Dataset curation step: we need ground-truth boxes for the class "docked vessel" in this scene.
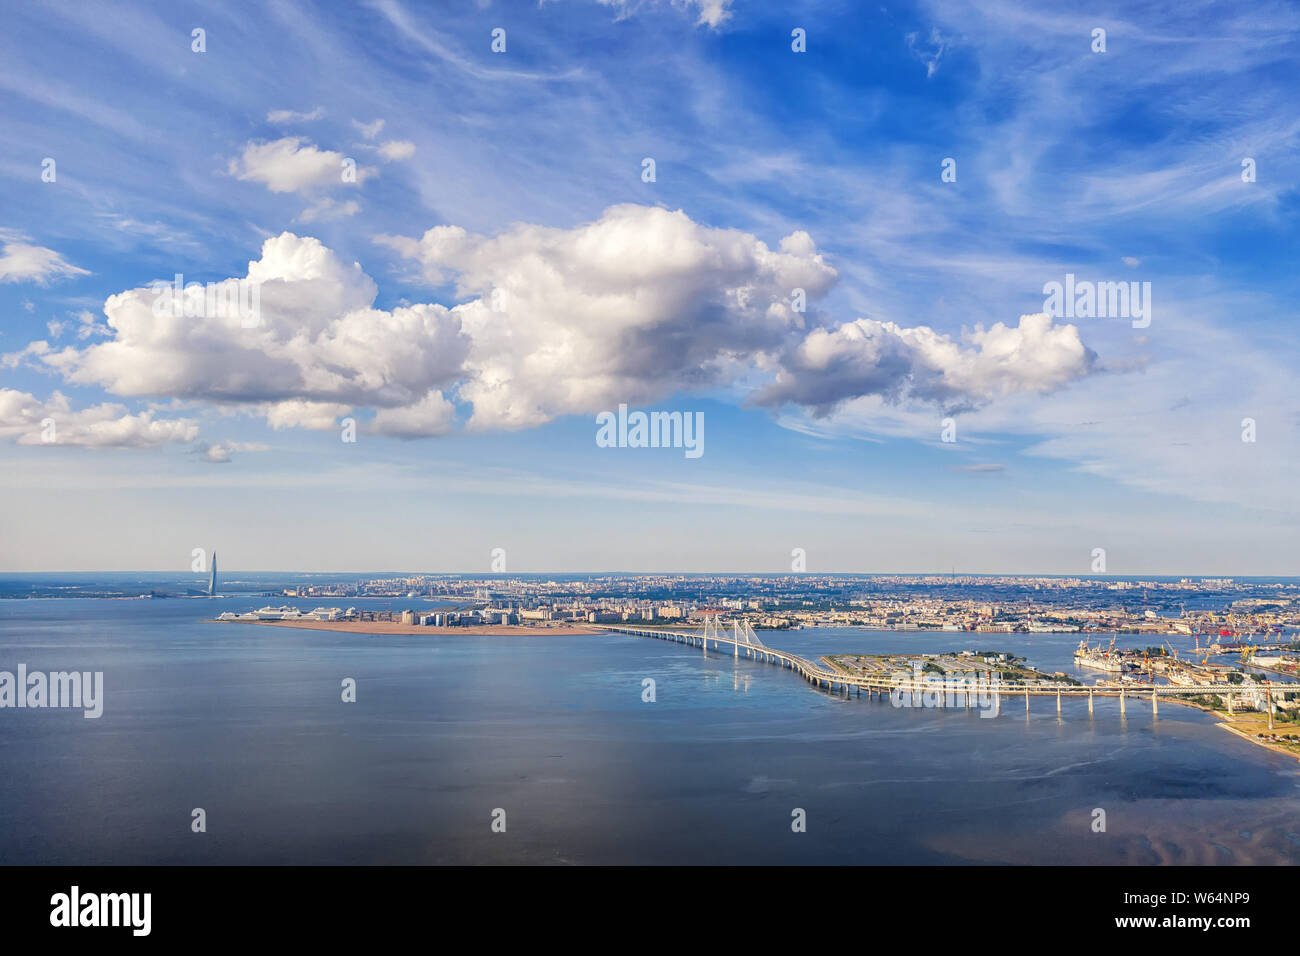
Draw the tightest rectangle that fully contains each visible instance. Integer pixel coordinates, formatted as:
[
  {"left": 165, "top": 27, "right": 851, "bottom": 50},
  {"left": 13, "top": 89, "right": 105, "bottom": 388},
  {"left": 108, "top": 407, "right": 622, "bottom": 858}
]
[{"left": 1074, "top": 637, "right": 1127, "bottom": 673}]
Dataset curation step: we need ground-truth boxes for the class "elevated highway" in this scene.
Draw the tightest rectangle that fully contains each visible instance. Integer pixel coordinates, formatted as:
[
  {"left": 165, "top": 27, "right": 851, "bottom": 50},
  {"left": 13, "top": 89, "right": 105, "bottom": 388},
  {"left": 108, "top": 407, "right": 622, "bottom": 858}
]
[{"left": 600, "top": 620, "right": 1293, "bottom": 723}]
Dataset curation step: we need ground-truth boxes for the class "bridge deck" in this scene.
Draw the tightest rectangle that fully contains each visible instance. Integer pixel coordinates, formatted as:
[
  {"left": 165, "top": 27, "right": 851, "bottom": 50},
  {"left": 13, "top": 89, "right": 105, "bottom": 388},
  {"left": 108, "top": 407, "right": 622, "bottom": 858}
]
[{"left": 599, "top": 625, "right": 1281, "bottom": 701}]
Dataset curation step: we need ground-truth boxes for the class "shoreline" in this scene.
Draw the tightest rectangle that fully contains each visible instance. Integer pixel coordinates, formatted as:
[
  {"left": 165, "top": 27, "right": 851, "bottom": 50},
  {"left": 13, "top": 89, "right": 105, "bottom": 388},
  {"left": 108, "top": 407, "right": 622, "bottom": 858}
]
[
  {"left": 1214, "top": 719, "right": 1300, "bottom": 763},
  {"left": 211, "top": 618, "right": 600, "bottom": 636},
  {"left": 1151, "top": 697, "right": 1300, "bottom": 762},
  {"left": 214, "top": 617, "right": 1300, "bottom": 762}
]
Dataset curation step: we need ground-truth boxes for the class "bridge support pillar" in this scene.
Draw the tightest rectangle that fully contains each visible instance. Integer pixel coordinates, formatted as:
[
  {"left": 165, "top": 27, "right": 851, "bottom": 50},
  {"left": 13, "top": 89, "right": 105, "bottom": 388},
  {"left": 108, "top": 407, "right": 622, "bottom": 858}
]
[
  {"left": 1268, "top": 694, "right": 1274, "bottom": 730},
  {"left": 1227, "top": 693, "right": 1233, "bottom": 714},
  {"left": 1088, "top": 690, "right": 1093, "bottom": 715},
  {"left": 1025, "top": 690, "right": 1030, "bottom": 717},
  {"left": 1152, "top": 691, "right": 1157, "bottom": 718},
  {"left": 1120, "top": 689, "right": 1125, "bottom": 715},
  {"left": 1056, "top": 690, "right": 1061, "bottom": 714}
]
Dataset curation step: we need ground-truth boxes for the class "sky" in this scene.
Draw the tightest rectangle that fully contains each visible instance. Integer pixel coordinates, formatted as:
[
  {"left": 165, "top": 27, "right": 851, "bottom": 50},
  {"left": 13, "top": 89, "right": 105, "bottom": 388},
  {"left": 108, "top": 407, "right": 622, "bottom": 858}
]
[{"left": 0, "top": 0, "right": 1298, "bottom": 575}]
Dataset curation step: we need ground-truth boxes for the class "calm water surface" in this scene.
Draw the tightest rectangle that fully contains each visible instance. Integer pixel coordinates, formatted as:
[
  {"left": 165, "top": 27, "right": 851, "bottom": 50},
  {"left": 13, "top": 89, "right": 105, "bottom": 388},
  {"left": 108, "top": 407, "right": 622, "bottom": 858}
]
[{"left": 2, "top": 599, "right": 1298, "bottom": 864}]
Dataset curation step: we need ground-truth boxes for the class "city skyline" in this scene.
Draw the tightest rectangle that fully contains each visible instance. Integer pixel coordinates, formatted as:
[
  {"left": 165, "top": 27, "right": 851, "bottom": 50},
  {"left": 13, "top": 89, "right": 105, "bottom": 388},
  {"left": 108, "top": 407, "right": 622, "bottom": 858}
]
[{"left": 2, "top": 0, "right": 1298, "bottom": 573}]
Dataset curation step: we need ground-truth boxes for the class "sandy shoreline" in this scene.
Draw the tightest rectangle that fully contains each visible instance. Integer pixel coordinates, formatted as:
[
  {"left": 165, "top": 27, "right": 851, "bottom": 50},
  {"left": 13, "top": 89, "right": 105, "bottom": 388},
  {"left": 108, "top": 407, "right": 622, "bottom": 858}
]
[
  {"left": 1215, "top": 720, "right": 1300, "bottom": 762},
  {"left": 211, "top": 618, "right": 600, "bottom": 636}
]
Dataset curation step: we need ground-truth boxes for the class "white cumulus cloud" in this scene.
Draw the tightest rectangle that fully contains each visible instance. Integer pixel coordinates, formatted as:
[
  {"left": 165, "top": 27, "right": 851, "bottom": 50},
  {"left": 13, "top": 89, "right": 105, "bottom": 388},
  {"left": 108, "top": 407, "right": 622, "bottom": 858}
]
[
  {"left": 377, "top": 140, "right": 416, "bottom": 161},
  {"left": 379, "top": 203, "right": 838, "bottom": 429},
  {"left": 370, "top": 390, "right": 457, "bottom": 438},
  {"left": 193, "top": 440, "right": 269, "bottom": 463},
  {"left": 12, "top": 206, "right": 1098, "bottom": 445},
  {"left": 32, "top": 234, "right": 469, "bottom": 431},
  {"left": 229, "top": 137, "right": 370, "bottom": 194},
  {"left": 0, "top": 389, "right": 198, "bottom": 448},
  {"left": 757, "top": 312, "right": 1096, "bottom": 415}
]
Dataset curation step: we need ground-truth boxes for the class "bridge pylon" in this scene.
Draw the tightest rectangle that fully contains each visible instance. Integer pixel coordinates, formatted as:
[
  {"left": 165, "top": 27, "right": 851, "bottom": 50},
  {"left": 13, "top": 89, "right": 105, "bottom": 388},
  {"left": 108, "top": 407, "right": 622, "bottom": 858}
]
[{"left": 695, "top": 614, "right": 726, "bottom": 653}]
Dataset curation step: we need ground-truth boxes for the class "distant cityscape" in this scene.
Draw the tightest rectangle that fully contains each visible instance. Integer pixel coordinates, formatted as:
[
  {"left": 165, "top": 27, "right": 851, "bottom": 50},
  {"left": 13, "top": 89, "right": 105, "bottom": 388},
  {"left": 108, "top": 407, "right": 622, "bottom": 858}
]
[
  {"left": 211, "top": 571, "right": 1300, "bottom": 751},
  {"left": 248, "top": 573, "right": 1300, "bottom": 638}
]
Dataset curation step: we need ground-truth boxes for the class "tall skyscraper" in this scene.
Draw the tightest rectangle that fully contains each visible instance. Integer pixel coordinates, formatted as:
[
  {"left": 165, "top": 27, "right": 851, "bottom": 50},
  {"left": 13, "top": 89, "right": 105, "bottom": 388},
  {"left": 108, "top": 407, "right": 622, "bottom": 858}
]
[{"left": 209, "top": 552, "right": 217, "bottom": 596}]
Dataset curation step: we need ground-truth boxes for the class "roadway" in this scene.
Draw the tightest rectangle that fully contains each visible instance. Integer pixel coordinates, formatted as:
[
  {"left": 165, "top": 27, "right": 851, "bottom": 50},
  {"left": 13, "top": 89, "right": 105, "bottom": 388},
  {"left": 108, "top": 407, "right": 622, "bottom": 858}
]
[{"left": 599, "top": 623, "right": 1292, "bottom": 718}]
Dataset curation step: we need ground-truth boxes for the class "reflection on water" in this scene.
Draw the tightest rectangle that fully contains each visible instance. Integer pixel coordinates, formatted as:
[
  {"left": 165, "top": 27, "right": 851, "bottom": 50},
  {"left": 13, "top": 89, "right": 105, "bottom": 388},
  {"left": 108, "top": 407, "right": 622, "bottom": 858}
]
[{"left": 1, "top": 600, "right": 1297, "bottom": 864}]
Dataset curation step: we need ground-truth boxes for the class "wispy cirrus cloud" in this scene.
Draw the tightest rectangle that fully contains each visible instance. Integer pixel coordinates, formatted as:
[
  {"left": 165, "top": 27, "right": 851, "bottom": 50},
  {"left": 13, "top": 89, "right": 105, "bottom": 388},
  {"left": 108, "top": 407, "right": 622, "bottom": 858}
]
[
  {"left": 368, "top": 0, "right": 588, "bottom": 81},
  {"left": 0, "top": 231, "right": 89, "bottom": 284},
  {"left": 0, "top": 0, "right": 1297, "bottom": 572},
  {"left": 267, "top": 106, "right": 325, "bottom": 124}
]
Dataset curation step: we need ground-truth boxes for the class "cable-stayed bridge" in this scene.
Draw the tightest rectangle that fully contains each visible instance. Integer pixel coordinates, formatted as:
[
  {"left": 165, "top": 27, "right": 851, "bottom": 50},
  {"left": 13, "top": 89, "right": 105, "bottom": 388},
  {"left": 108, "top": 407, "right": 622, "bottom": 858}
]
[{"left": 599, "top": 617, "right": 1295, "bottom": 724}]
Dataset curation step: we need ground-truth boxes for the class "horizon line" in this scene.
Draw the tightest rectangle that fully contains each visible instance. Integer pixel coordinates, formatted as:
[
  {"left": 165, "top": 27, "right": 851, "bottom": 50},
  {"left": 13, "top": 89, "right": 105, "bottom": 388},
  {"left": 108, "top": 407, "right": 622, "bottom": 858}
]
[{"left": 2, "top": 569, "right": 1296, "bottom": 579}]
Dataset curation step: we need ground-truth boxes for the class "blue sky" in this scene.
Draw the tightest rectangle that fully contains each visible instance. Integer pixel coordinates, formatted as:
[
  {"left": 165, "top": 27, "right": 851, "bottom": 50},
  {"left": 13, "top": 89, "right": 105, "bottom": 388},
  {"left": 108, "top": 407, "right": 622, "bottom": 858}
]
[{"left": 1, "top": 0, "right": 1298, "bottom": 574}]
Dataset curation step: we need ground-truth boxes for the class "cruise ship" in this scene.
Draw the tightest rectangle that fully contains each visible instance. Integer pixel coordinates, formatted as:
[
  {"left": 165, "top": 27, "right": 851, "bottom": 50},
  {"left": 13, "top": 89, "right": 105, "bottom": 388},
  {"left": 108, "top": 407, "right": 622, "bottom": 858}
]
[{"left": 216, "top": 606, "right": 346, "bottom": 622}]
